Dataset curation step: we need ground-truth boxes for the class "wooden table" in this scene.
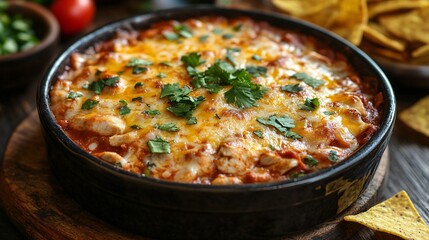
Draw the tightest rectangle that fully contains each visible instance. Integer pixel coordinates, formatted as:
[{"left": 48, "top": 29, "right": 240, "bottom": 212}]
[{"left": 1, "top": 2, "right": 428, "bottom": 239}]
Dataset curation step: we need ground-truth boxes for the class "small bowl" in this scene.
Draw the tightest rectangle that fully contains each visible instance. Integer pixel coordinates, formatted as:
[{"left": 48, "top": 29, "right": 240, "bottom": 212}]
[
  {"left": 37, "top": 6, "right": 396, "bottom": 239},
  {"left": 0, "top": 1, "right": 59, "bottom": 90}
]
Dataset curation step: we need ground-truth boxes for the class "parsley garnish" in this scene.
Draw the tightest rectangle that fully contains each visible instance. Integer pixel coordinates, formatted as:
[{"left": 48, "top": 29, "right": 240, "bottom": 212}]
[
  {"left": 199, "top": 34, "right": 209, "bottom": 43},
  {"left": 253, "top": 130, "right": 264, "bottom": 139},
  {"left": 280, "top": 84, "right": 303, "bottom": 93},
  {"left": 127, "top": 58, "right": 153, "bottom": 67},
  {"left": 87, "top": 75, "right": 120, "bottom": 94},
  {"left": 144, "top": 109, "right": 160, "bottom": 116},
  {"left": 66, "top": 91, "right": 83, "bottom": 99},
  {"left": 132, "top": 96, "right": 143, "bottom": 102},
  {"left": 290, "top": 171, "right": 306, "bottom": 179},
  {"left": 160, "top": 61, "right": 173, "bottom": 67},
  {"left": 212, "top": 28, "right": 222, "bottom": 34},
  {"left": 130, "top": 125, "right": 142, "bottom": 130},
  {"left": 81, "top": 99, "right": 99, "bottom": 110},
  {"left": 173, "top": 24, "right": 193, "bottom": 38},
  {"left": 155, "top": 122, "right": 180, "bottom": 132},
  {"left": 246, "top": 66, "right": 268, "bottom": 77},
  {"left": 103, "top": 76, "right": 120, "bottom": 86},
  {"left": 160, "top": 83, "right": 205, "bottom": 121},
  {"left": 328, "top": 150, "right": 339, "bottom": 162},
  {"left": 222, "top": 33, "right": 233, "bottom": 39},
  {"left": 132, "top": 66, "right": 147, "bottom": 74},
  {"left": 119, "top": 100, "right": 131, "bottom": 115},
  {"left": 134, "top": 82, "right": 144, "bottom": 88},
  {"left": 157, "top": 72, "right": 167, "bottom": 78},
  {"left": 144, "top": 162, "right": 156, "bottom": 176},
  {"left": 147, "top": 137, "right": 170, "bottom": 154},
  {"left": 252, "top": 54, "right": 262, "bottom": 61},
  {"left": 257, "top": 115, "right": 302, "bottom": 140},
  {"left": 226, "top": 47, "right": 241, "bottom": 66},
  {"left": 181, "top": 52, "right": 205, "bottom": 67},
  {"left": 292, "top": 72, "right": 325, "bottom": 89},
  {"left": 323, "top": 111, "right": 335, "bottom": 115},
  {"left": 233, "top": 24, "right": 243, "bottom": 32},
  {"left": 187, "top": 117, "right": 197, "bottom": 125},
  {"left": 269, "top": 144, "right": 276, "bottom": 151},
  {"left": 300, "top": 98, "right": 320, "bottom": 111},
  {"left": 163, "top": 31, "right": 179, "bottom": 41},
  {"left": 304, "top": 155, "right": 319, "bottom": 167}
]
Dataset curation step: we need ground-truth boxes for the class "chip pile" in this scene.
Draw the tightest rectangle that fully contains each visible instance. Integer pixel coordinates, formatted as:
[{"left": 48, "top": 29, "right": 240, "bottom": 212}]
[
  {"left": 272, "top": 0, "right": 429, "bottom": 64},
  {"left": 344, "top": 190, "right": 429, "bottom": 240},
  {"left": 400, "top": 95, "right": 429, "bottom": 138}
]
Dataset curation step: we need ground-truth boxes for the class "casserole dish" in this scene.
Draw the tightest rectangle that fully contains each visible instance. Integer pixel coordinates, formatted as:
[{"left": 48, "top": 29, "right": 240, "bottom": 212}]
[{"left": 37, "top": 6, "right": 396, "bottom": 239}]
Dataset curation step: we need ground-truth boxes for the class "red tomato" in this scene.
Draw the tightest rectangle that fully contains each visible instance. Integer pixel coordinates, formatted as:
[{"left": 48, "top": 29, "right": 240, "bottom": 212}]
[{"left": 50, "top": 0, "right": 96, "bottom": 35}]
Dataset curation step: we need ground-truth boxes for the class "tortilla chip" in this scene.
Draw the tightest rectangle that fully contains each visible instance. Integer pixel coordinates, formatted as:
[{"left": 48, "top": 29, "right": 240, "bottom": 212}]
[
  {"left": 366, "top": 43, "right": 406, "bottom": 61},
  {"left": 368, "top": 0, "right": 429, "bottom": 18},
  {"left": 344, "top": 191, "right": 429, "bottom": 240},
  {"left": 301, "top": 4, "right": 340, "bottom": 28},
  {"left": 400, "top": 95, "right": 429, "bottom": 137},
  {"left": 412, "top": 44, "right": 429, "bottom": 58},
  {"left": 363, "top": 23, "right": 406, "bottom": 52},
  {"left": 272, "top": 0, "right": 337, "bottom": 17},
  {"left": 379, "top": 7, "right": 429, "bottom": 44}
]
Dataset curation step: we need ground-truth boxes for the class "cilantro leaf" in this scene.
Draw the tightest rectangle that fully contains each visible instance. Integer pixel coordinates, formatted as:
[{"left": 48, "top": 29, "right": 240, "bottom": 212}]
[
  {"left": 252, "top": 54, "right": 262, "bottom": 61},
  {"left": 130, "top": 125, "right": 142, "bottom": 130},
  {"left": 81, "top": 99, "right": 99, "bottom": 110},
  {"left": 157, "top": 72, "right": 167, "bottom": 78},
  {"left": 163, "top": 31, "right": 179, "bottom": 41},
  {"left": 132, "top": 66, "right": 147, "bottom": 75},
  {"left": 280, "top": 84, "right": 303, "bottom": 93},
  {"left": 246, "top": 66, "right": 268, "bottom": 77},
  {"left": 233, "top": 24, "right": 243, "bottom": 32},
  {"left": 147, "top": 137, "right": 170, "bottom": 154},
  {"left": 199, "top": 34, "right": 209, "bottom": 43},
  {"left": 328, "top": 150, "right": 339, "bottom": 162},
  {"left": 160, "top": 83, "right": 192, "bottom": 101},
  {"left": 300, "top": 98, "right": 320, "bottom": 111},
  {"left": 103, "top": 76, "right": 120, "bottom": 86},
  {"left": 253, "top": 130, "right": 264, "bottom": 139},
  {"left": 304, "top": 155, "right": 319, "bottom": 167},
  {"left": 155, "top": 122, "right": 180, "bottom": 132},
  {"left": 66, "top": 91, "right": 83, "bottom": 99},
  {"left": 87, "top": 80, "right": 104, "bottom": 94},
  {"left": 225, "top": 83, "right": 267, "bottom": 109},
  {"left": 160, "top": 84, "right": 205, "bottom": 120},
  {"left": 119, "top": 100, "right": 131, "bottom": 115},
  {"left": 173, "top": 24, "right": 193, "bottom": 38},
  {"left": 257, "top": 115, "right": 299, "bottom": 140},
  {"left": 127, "top": 58, "right": 153, "bottom": 67},
  {"left": 323, "top": 111, "right": 335, "bottom": 115},
  {"left": 212, "top": 28, "right": 222, "bottom": 34},
  {"left": 160, "top": 61, "right": 173, "bottom": 67},
  {"left": 144, "top": 109, "right": 161, "bottom": 116},
  {"left": 132, "top": 96, "right": 143, "bottom": 102},
  {"left": 222, "top": 33, "right": 233, "bottom": 39},
  {"left": 181, "top": 52, "right": 205, "bottom": 67},
  {"left": 134, "top": 82, "right": 144, "bottom": 88},
  {"left": 187, "top": 117, "right": 197, "bottom": 125},
  {"left": 292, "top": 72, "right": 325, "bottom": 89}
]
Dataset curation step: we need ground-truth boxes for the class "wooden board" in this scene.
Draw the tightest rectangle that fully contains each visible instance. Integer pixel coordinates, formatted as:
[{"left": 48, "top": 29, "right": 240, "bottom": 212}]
[{"left": 0, "top": 111, "right": 389, "bottom": 240}]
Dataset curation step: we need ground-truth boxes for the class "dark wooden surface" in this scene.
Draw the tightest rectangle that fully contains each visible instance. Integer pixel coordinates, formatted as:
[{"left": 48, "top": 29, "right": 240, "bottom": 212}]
[{"left": 0, "top": 1, "right": 428, "bottom": 239}]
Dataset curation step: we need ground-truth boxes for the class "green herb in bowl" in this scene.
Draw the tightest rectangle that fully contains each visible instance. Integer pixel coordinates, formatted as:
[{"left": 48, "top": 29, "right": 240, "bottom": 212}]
[{"left": 0, "top": 1, "right": 40, "bottom": 56}]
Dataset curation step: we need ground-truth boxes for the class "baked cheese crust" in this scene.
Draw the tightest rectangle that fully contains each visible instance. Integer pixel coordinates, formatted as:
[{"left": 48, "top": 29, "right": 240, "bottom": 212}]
[{"left": 50, "top": 17, "right": 381, "bottom": 184}]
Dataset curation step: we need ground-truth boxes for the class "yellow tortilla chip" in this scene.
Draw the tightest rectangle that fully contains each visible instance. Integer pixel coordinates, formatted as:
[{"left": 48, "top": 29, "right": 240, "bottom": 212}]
[
  {"left": 363, "top": 42, "right": 406, "bottom": 61},
  {"left": 363, "top": 23, "right": 406, "bottom": 52},
  {"left": 412, "top": 44, "right": 429, "bottom": 58},
  {"left": 301, "top": 4, "right": 340, "bottom": 28},
  {"left": 344, "top": 191, "right": 429, "bottom": 240},
  {"left": 272, "top": 0, "right": 337, "bottom": 17},
  {"left": 379, "top": 7, "right": 429, "bottom": 44},
  {"left": 368, "top": 0, "right": 429, "bottom": 18},
  {"left": 400, "top": 95, "right": 429, "bottom": 137}
]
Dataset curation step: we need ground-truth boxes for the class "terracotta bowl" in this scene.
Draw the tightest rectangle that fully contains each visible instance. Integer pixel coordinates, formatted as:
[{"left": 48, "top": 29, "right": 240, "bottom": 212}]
[
  {"left": 37, "top": 6, "right": 396, "bottom": 239},
  {"left": 0, "top": 1, "right": 59, "bottom": 90}
]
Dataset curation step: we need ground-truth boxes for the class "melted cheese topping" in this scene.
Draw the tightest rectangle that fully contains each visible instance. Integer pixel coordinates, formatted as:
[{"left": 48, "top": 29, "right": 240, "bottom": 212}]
[{"left": 50, "top": 17, "right": 381, "bottom": 184}]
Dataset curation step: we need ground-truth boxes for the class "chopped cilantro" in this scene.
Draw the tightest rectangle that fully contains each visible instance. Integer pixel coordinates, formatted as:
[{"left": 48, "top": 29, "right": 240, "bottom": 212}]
[
  {"left": 304, "top": 155, "right": 319, "bottom": 167},
  {"left": 199, "top": 34, "right": 209, "bottom": 43},
  {"left": 328, "top": 150, "right": 339, "bottom": 162},
  {"left": 127, "top": 58, "right": 153, "bottom": 67},
  {"left": 257, "top": 115, "right": 301, "bottom": 140},
  {"left": 290, "top": 171, "right": 306, "bottom": 179},
  {"left": 134, "top": 82, "right": 144, "bottom": 88},
  {"left": 117, "top": 71, "right": 124, "bottom": 75},
  {"left": 160, "top": 83, "right": 205, "bottom": 120},
  {"left": 292, "top": 72, "right": 325, "bottom": 89},
  {"left": 300, "top": 98, "right": 320, "bottom": 111},
  {"left": 160, "top": 83, "right": 192, "bottom": 100},
  {"left": 222, "top": 33, "right": 233, "bottom": 39},
  {"left": 66, "top": 91, "right": 83, "bottom": 99},
  {"left": 187, "top": 117, "right": 197, "bottom": 125},
  {"left": 253, "top": 130, "right": 264, "bottom": 139},
  {"left": 181, "top": 52, "right": 205, "bottom": 67},
  {"left": 246, "top": 66, "right": 268, "bottom": 77},
  {"left": 147, "top": 137, "right": 170, "bottom": 154},
  {"left": 157, "top": 72, "right": 167, "bottom": 78},
  {"left": 225, "top": 47, "right": 241, "bottom": 66},
  {"left": 323, "top": 111, "right": 335, "bottom": 115},
  {"left": 144, "top": 109, "right": 161, "bottom": 116},
  {"left": 130, "top": 125, "right": 142, "bottom": 130},
  {"left": 143, "top": 162, "right": 156, "bottom": 176},
  {"left": 163, "top": 31, "right": 179, "bottom": 41},
  {"left": 174, "top": 24, "right": 193, "bottom": 38},
  {"left": 87, "top": 80, "right": 104, "bottom": 94},
  {"left": 81, "top": 99, "right": 99, "bottom": 110},
  {"left": 233, "top": 23, "right": 243, "bottom": 32},
  {"left": 103, "top": 76, "right": 120, "bottom": 86},
  {"left": 132, "top": 96, "right": 143, "bottom": 102},
  {"left": 95, "top": 69, "right": 102, "bottom": 76},
  {"left": 252, "top": 54, "right": 262, "bottom": 61},
  {"left": 269, "top": 144, "right": 276, "bottom": 151},
  {"left": 119, "top": 100, "right": 131, "bottom": 115},
  {"left": 132, "top": 66, "right": 147, "bottom": 75},
  {"left": 225, "top": 83, "right": 267, "bottom": 109},
  {"left": 280, "top": 84, "right": 303, "bottom": 93},
  {"left": 155, "top": 122, "right": 180, "bottom": 132},
  {"left": 160, "top": 61, "right": 173, "bottom": 67},
  {"left": 212, "top": 28, "right": 222, "bottom": 34}
]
